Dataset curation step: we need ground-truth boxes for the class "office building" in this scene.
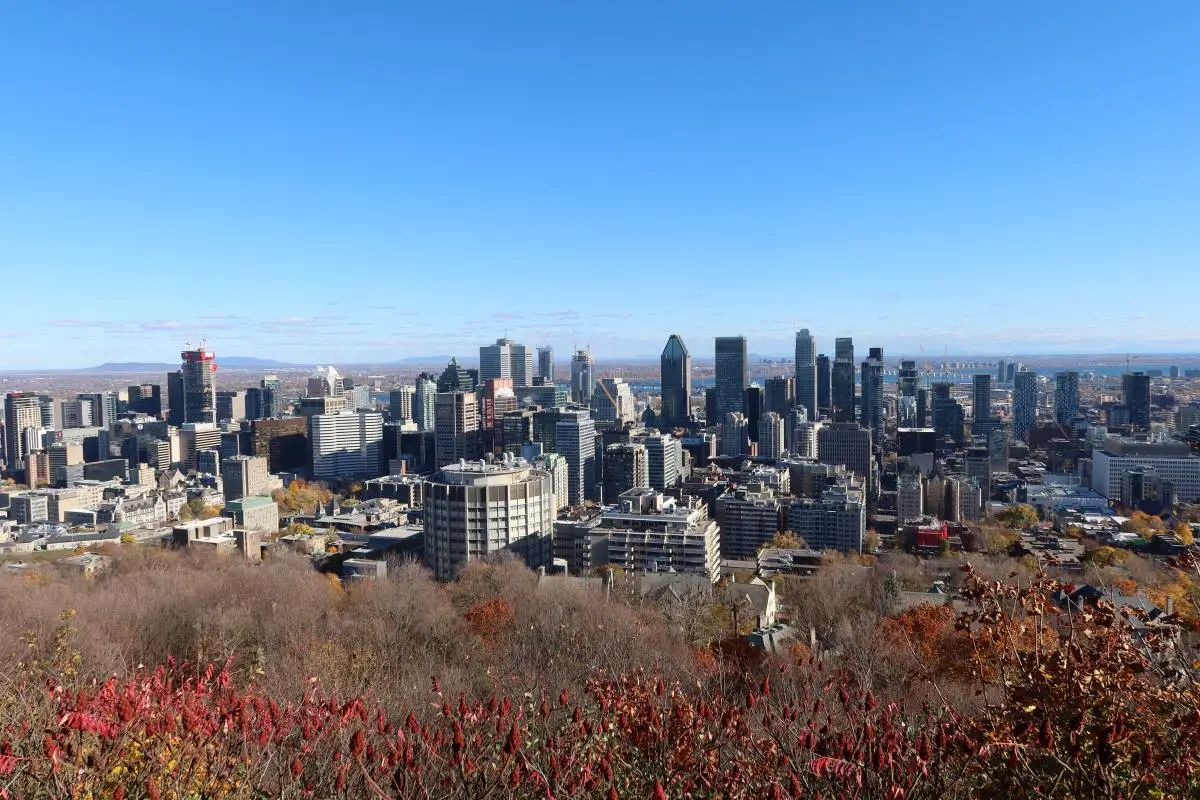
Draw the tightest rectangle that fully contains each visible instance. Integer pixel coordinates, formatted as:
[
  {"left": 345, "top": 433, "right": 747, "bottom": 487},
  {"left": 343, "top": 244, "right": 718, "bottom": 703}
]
[
  {"left": 1012, "top": 371, "right": 1038, "bottom": 442},
  {"left": 310, "top": 412, "right": 385, "bottom": 480},
  {"left": 898, "top": 360, "right": 919, "bottom": 397},
  {"left": 216, "top": 390, "right": 248, "bottom": 423},
  {"left": 763, "top": 376, "right": 794, "bottom": 417},
  {"left": 997, "top": 359, "right": 1007, "bottom": 383},
  {"left": 720, "top": 412, "right": 749, "bottom": 457},
  {"left": 79, "top": 392, "right": 118, "bottom": 430},
  {"left": 794, "top": 329, "right": 817, "bottom": 418},
  {"left": 480, "top": 338, "right": 534, "bottom": 387},
  {"left": 659, "top": 334, "right": 691, "bottom": 429},
  {"left": 166, "top": 370, "right": 185, "bottom": 426},
  {"left": 179, "top": 423, "right": 222, "bottom": 472},
  {"left": 61, "top": 398, "right": 93, "bottom": 429},
  {"left": 244, "top": 386, "right": 273, "bottom": 421},
  {"left": 714, "top": 336, "right": 748, "bottom": 419},
  {"left": 222, "top": 455, "right": 270, "bottom": 501},
  {"left": 816, "top": 354, "right": 831, "bottom": 413},
  {"left": 249, "top": 417, "right": 308, "bottom": 473},
  {"left": 832, "top": 338, "right": 855, "bottom": 423},
  {"left": 4, "top": 393, "right": 42, "bottom": 477},
  {"left": 972, "top": 374, "right": 993, "bottom": 421},
  {"left": 436, "top": 357, "right": 475, "bottom": 393},
  {"left": 758, "top": 411, "right": 785, "bottom": 460},
  {"left": 413, "top": 376, "right": 437, "bottom": 431},
  {"left": 569, "top": 350, "right": 594, "bottom": 404},
  {"left": 307, "top": 366, "right": 344, "bottom": 398},
  {"left": 591, "top": 377, "right": 636, "bottom": 427},
  {"left": 498, "top": 409, "right": 536, "bottom": 455},
  {"left": 916, "top": 387, "right": 930, "bottom": 428},
  {"left": 788, "top": 485, "right": 867, "bottom": 553},
  {"left": 603, "top": 442, "right": 648, "bottom": 501},
  {"left": 180, "top": 347, "right": 217, "bottom": 425},
  {"left": 599, "top": 490, "right": 721, "bottom": 582},
  {"left": 424, "top": 458, "right": 556, "bottom": 581},
  {"left": 1091, "top": 439, "right": 1200, "bottom": 502},
  {"left": 555, "top": 409, "right": 597, "bottom": 504},
  {"left": 817, "top": 422, "right": 872, "bottom": 487},
  {"left": 537, "top": 346, "right": 555, "bottom": 383},
  {"left": 126, "top": 384, "right": 163, "bottom": 417},
  {"left": 716, "top": 485, "right": 784, "bottom": 560},
  {"left": 1122, "top": 372, "right": 1152, "bottom": 428},
  {"left": 632, "top": 431, "right": 682, "bottom": 490},
  {"left": 1054, "top": 372, "right": 1080, "bottom": 427},
  {"left": 434, "top": 391, "right": 480, "bottom": 468},
  {"left": 744, "top": 386, "right": 763, "bottom": 443},
  {"left": 860, "top": 347, "right": 885, "bottom": 445}
]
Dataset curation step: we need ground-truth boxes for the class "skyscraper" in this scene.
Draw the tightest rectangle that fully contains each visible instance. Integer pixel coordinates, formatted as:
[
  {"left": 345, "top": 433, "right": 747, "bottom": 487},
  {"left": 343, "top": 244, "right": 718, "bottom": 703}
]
[
  {"left": 898, "top": 360, "right": 919, "bottom": 397},
  {"left": 1012, "top": 370, "right": 1038, "bottom": 442},
  {"left": 1054, "top": 372, "right": 1080, "bottom": 427},
  {"left": 435, "top": 391, "right": 480, "bottom": 467},
  {"left": 555, "top": 408, "right": 597, "bottom": 504},
  {"left": 180, "top": 347, "right": 217, "bottom": 425},
  {"left": 388, "top": 386, "right": 415, "bottom": 423},
  {"left": 591, "top": 377, "right": 636, "bottom": 427},
  {"left": 479, "top": 338, "right": 534, "bottom": 387},
  {"left": 997, "top": 359, "right": 1007, "bottom": 383},
  {"left": 307, "top": 366, "right": 344, "bottom": 398},
  {"left": 860, "top": 347, "right": 885, "bottom": 445},
  {"left": 166, "top": 371, "right": 184, "bottom": 426},
  {"left": 570, "top": 350, "right": 594, "bottom": 404},
  {"left": 816, "top": 354, "right": 831, "bottom": 413},
  {"left": 436, "top": 357, "right": 475, "bottom": 393},
  {"left": 603, "top": 442, "right": 648, "bottom": 501},
  {"left": 972, "top": 374, "right": 993, "bottom": 421},
  {"left": 659, "top": 334, "right": 691, "bottom": 430},
  {"left": 720, "top": 412, "right": 749, "bottom": 457},
  {"left": 1123, "top": 372, "right": 1151, "bottom": 428},
  {"left": 763, "top": 376, "right": 794, "bottom": 416},
  {"left": 536, "top": 346, "right": 555, "bottom": 383},
  {"left": 832, "top": 338, "right": 855, "bottom": 423},
  {"left": 794, "top": 329, "right": 817, "bottom": 418},
  {"left": 744, "top": 386, "right": 763, "bottom": 443},
  {"left": 78, "top": 392, "right": 117, "bottom": 430},
  {"left": 714, "top": 336, "right": 747, "bottom": 419}
]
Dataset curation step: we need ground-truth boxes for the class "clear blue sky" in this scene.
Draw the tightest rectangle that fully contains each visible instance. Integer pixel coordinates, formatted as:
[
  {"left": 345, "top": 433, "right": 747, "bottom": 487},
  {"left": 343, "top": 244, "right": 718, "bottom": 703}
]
[{"left": 2, "top": 1, "right": 1199, "bottom": 368}]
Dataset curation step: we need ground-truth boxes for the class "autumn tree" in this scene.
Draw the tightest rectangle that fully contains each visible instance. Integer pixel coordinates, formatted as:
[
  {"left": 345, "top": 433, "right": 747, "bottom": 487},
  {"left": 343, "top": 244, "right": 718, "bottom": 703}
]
[{"left": 994, "top": 503, "right": 1038, "bottom": 529}]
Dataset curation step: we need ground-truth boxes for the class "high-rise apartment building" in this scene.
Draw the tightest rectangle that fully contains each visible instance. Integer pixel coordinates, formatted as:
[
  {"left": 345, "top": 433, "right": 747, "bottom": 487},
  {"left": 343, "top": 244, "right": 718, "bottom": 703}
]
[
  {"left": 1012, "top": 371, "right": 1038, "bottom": 441},
  {"left": 413, "top": 376, "right": 437, "bottom": 431},
  {"left": 221, "top": 454, "right": 271, "bottom": 501},
  {"left": 758, "top": 411, "right": 785, "bottom": 459},
  {"left": 126, "top": 384, "right": 163, "bottom": 417},
  {"left": 4, "top": 393, "right": 42, "bottom": 477},
  {"left": 720, "top": 411, "right": 749, "bottom": 457},
  {"left": 1054, "top": 372, "right": 1080, "bottom": 427},
  {"left": 632, "top": 431, "right": 682, "bottom": 490},
  {"left": 388, "top": 386, "right": 415, "bottom": 423},
  {"left": 309, "top": 412, "right": 384, "bottom": 479},
  {"left": 435, "top": 391, "right": 480, "bottom": 468},
  {"left": 794, "top": 329, "right": 817, "bottom": 418},
  {"left": 537, "top": 347, "right": 554, "bottom": 383},
  {"left": 972, "top": 374, "right": 993, "bottom": 421},
  {"left": 78, "top": 392, "right": 118, "bottom": 430},
  {"left": 716, "top": 486, "right": 784, "bottom": 560},
  {"left": 603, "top": 442, "right": 648, "bottom": 501},
  {"left": 570, "top": 350, "right": 594, "bottom": 404},
  {"left": 424, "top": 458, "right": 556, "bottom": 581},
  {"left": 61, "top": 398, "right": 94, "bottom": 429},
  {"left": 788, "top": 485, "right": 867, "bottom": 553},
  {"left": 714, "top": 336, "right": 747, "bottom": 419},
  {"left": 180, "top": 347, "right": 217, "bottom": 425},
  {"left": 659, "top": 334, "right": 691, "bottom": 430},
  {"left": 763, "top": 376, "right": 794, "bottom": 416},
  {"left": 860, "top": 348, "right": 885, "bottom": 445},
  {"left": 555, "top": 409, "right": 597, "bottom": 504},
  {"left": 1122, "top": 372, "right": 1151, "bottom": 428}
]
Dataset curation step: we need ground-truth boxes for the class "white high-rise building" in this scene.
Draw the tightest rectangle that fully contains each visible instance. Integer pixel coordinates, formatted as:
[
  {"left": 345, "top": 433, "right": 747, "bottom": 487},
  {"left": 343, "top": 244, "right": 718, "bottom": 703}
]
[
  {"left": 308, "top": 366, "right": 345, "bottom": 399},
  {"left": 897, "top": 474, "right": 924, "bottom": 522},
  {"left": 435, "top": 392, "right": 480, "bottom": 468},
  {"left": 310, "top": 412, "right": 384, "bottom": 479},
  {"left": 424, "top": 458, "right": 557, "bottom": 581},
  {"left": 634, "top": 432, "right": 683, "bottom": 490},
  {"left": 599, "top": 490, "right": 721, "bottom": 582},
  {"left": 480, "top": 338, "right": 533, "bottom": 386}
]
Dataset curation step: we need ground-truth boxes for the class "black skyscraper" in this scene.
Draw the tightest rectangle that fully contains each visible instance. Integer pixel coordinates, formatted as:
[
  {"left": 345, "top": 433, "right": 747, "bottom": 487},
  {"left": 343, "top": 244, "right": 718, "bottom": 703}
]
[
  {"left": 714, "top": 336, "right": 747, "bottom": 419},
  {"left": 816, "top": 354, "right": 831, "bottom": 413},
  {"left": 660, "top": 334, "right": 691, "bottom": 429},
  {"left": 1123, "top": 372, "right": 1151, "bottom": 427},
  {"left": 744, "top": 386, "right": 763, "bottom": 443}
]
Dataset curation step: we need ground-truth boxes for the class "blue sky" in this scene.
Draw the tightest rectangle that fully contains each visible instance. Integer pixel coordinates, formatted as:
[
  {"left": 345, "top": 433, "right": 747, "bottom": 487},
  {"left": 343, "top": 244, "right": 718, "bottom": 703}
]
[{"left": 2, "top": 1, "right": 1199, "bottom": 368}]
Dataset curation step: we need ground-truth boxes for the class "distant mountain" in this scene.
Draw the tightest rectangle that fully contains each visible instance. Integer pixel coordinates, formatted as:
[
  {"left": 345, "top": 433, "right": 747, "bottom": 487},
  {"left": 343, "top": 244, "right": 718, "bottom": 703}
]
[
  {"left": 387, "top": 355, "right": 454, "bottom": 365},
  {"left": 79, "top": 356, "right": 296, "bottom": 373}
]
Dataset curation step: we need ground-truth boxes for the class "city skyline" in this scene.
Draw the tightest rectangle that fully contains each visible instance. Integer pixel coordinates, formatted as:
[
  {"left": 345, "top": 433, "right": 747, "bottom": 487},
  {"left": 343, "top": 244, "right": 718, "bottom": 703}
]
[{"left": 3, "top": 3, "right": 1200, "bottom": 366}]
